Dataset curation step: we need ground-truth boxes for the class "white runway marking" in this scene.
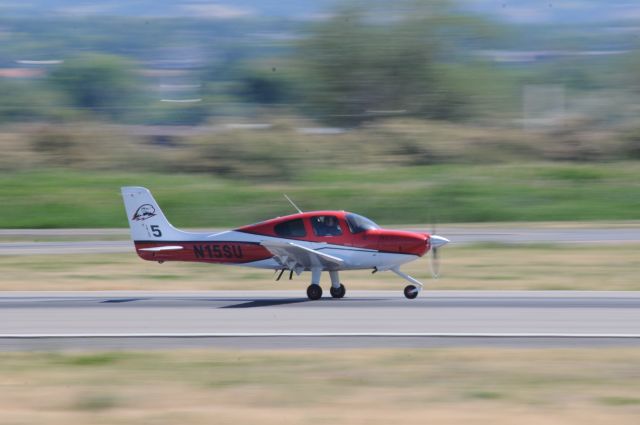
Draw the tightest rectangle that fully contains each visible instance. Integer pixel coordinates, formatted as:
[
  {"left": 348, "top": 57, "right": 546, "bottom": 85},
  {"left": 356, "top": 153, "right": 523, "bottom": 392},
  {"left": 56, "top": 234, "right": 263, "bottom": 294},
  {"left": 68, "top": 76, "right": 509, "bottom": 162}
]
[{"left": 2, "top": 333, "right": 640, "bottom": 338}]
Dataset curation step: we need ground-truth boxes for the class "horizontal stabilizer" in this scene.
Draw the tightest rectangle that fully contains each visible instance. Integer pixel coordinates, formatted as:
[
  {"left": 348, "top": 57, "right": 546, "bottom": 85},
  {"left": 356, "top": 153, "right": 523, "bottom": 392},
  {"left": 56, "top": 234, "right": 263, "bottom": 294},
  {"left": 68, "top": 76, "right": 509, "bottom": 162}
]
[{"left": 138, "top": 245, "right": 184, "bottom": 252}]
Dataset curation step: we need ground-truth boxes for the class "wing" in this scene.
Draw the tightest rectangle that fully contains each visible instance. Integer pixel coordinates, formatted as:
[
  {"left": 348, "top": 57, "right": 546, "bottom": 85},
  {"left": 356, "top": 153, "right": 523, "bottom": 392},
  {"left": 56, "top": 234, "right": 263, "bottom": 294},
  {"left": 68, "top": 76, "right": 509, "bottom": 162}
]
[{"left": 260, "top": 240, "right": 343, "bottom": 271}]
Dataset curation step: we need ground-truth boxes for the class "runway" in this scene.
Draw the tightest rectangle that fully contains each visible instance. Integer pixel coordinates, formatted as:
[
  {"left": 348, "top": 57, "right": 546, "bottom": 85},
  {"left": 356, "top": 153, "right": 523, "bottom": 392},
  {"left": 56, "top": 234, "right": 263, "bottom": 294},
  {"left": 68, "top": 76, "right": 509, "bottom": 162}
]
[
  {"left": 1, "top": 225, "right": 639, "bottom": 255},
  {"left": 2, "top": 290, "right": 640, "bottom": 350}
]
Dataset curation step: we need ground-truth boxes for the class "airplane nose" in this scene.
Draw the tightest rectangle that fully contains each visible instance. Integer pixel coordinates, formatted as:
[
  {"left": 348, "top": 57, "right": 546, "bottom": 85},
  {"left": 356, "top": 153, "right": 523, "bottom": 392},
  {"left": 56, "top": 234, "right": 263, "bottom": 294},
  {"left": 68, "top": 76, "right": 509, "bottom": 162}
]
[{"left": 430, "top": 235, "right": 450, "bottom": 248}]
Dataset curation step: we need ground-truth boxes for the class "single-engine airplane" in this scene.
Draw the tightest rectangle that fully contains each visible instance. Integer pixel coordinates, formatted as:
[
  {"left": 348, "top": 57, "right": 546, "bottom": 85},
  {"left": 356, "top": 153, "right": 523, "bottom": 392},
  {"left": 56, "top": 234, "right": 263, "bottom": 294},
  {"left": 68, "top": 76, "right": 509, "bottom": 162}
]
[{"left": 121, "top": 187, "right": 449, "bottom": 300}]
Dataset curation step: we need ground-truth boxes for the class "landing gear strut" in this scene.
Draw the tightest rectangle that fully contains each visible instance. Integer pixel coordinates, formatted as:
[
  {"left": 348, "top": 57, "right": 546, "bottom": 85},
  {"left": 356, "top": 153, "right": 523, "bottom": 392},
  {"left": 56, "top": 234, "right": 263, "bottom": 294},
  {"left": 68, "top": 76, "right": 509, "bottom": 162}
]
[
  {"left": 392, "top": 267, "right": 424, "bottom": 300},
  {"left": 330, "top": 284, "right": 346, "bottom": 299},
  {"left": 306, "top": 268, "right": 323, "bottom": 300},
  {"left": 328, "top": 270, "right": 346, "bottom": 299},
  {"left": 305, "top": 269, "right": 347, "bottom": 300}
]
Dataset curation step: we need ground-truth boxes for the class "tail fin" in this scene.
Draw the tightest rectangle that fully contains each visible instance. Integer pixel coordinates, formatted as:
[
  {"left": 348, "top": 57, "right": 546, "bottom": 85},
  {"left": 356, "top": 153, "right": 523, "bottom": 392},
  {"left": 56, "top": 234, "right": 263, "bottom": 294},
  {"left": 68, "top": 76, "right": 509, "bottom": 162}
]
[{"left": 121, "top": 186, "right": 191, "bottom": 241}]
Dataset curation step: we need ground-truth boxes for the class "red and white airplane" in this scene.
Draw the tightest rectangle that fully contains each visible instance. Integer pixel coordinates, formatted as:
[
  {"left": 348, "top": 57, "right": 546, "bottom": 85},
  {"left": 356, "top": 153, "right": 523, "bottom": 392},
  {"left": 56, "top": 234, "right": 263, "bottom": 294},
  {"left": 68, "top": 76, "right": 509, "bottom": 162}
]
[{"left": 121, "top": 186, "right": 449, "bottom": 300}]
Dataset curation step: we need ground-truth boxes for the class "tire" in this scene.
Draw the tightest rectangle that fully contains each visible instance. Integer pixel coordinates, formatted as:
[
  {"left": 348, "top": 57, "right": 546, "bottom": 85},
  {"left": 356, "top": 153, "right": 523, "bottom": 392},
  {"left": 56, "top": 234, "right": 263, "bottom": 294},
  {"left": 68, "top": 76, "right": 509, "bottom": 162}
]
[
  {"left": 307, "top": 284, "right": 323, "bottom": 300},
  {"left": 330, "top": 284, "right": 346, "bottom": 299},
  {"left": 404, "top": 285, "right": 419, "bottom": 299}
]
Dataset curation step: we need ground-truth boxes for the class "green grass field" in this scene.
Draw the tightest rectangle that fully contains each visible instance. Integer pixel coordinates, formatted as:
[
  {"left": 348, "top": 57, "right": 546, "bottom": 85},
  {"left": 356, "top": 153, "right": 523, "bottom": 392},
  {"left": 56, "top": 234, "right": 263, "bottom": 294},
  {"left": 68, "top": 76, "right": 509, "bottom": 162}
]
[{"left": 1, "top": 162, "right": 639, "bottom": 228}]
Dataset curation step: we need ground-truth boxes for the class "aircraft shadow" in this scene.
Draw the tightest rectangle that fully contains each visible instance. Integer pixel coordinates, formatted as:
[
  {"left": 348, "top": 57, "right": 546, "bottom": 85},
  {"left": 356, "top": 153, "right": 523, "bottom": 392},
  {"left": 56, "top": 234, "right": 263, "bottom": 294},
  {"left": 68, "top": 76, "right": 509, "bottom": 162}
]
[
  {"left": 220, "top": 298, "right": 310, "bottom": 309},
  {"left": 101, "top": 298, "right": 147, "bottom": 304},
  {"left": 219, "top": 297, "right": 390, "bottom": 308}
]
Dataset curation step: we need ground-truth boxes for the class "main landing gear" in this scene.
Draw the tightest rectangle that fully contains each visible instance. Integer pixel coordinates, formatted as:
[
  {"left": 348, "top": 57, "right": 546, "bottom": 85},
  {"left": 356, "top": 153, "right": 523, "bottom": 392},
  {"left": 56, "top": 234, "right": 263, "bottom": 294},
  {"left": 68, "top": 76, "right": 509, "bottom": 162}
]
[
  {"left": 305, "top": 269, "right": 346, "bottom": 300},
  {"left": 330, "top": 284, "right": 346, "bottom": 299},
  {"left": 306, "top": 284, "right": 323, "bottom": 300}
]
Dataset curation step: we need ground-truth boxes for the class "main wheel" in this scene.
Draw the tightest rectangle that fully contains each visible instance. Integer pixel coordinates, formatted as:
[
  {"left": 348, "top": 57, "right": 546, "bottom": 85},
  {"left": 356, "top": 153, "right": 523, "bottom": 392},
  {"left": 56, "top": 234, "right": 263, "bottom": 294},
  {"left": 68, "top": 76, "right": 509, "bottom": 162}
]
[
  {"left": 306, "top": 284, "right": 323, "bottom": 300},
  {"left": 330, "top": 284, "right": 346, "bottom": 299},
  {"left": 403, "top": 285, "right": 419, "bottom": 299}
]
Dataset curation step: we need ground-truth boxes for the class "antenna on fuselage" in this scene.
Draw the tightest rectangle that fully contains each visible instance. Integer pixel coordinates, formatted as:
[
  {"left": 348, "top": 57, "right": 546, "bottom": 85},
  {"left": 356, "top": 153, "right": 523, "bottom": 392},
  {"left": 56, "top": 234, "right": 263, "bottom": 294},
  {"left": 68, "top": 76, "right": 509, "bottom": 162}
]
[{"left": 283, "top": 194, "right": 303, "bottom": 214}]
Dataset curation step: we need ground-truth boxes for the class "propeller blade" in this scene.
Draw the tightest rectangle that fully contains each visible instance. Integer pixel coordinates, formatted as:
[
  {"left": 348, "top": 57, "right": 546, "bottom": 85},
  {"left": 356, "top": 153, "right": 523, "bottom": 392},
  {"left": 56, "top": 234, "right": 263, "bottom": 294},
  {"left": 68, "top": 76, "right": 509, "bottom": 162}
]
[
  {"left": 430, "top": 247, "right": 440, "bottom": 278},
  {"left": 428, "top": 235, "right": 448, "bottom": 279},
  {"left": 427, "top": 210, "right": 447, "bottom": 279}
]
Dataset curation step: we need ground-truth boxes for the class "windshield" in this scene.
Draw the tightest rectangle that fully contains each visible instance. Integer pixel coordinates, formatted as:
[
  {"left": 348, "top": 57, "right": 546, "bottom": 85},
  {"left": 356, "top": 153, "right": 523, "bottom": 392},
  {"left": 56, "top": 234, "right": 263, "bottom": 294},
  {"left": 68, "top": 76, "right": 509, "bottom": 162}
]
[{"left": 346, "top": 213, "right": 380, "bottom": 233}]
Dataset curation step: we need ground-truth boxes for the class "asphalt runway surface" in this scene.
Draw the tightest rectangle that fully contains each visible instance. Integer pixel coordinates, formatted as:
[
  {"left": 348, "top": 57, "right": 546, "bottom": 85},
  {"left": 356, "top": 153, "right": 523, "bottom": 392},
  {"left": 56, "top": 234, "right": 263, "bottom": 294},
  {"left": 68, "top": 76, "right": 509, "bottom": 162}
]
[
  {"left": 1, "top": 225, "right": 639, "bottom": 255},
  {"left": 2, "top": 290, "right": 640, "bottom": 350}
]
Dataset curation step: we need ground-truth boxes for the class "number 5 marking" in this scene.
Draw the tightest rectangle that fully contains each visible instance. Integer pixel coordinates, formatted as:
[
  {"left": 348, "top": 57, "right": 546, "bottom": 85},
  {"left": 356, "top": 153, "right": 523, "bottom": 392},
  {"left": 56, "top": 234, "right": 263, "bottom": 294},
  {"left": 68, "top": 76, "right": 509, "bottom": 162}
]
[{"left": 151, "top": 225, "right": 162, "bottom": 237}]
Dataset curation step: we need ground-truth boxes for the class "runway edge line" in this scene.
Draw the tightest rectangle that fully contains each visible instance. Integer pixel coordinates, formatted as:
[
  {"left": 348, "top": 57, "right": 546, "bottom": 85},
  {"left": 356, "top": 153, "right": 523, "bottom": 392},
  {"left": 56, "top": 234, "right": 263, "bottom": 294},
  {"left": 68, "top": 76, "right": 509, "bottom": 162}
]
[{"left": 2, "top": 333, "right": 640, "bottom": 338}]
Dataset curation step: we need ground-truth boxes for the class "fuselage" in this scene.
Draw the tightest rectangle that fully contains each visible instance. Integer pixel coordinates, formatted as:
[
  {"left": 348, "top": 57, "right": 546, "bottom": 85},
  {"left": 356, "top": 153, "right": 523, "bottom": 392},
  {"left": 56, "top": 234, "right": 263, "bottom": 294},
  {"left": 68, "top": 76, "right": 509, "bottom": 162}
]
[{"left": 134, "top": 210, "right": 432, "bottom": 271}]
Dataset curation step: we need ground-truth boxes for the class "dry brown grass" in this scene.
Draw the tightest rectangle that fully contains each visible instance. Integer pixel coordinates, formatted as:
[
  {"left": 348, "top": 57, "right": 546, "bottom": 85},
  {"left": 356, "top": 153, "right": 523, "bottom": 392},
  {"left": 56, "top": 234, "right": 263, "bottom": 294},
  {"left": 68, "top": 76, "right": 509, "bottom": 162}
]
[
  {"left": 0, "top": 118, "right": 627, "bottom": 179},
  {"left": 0, "top": 243, "right": 638, "bottom": 291},
  {"left": 1, "top": 348, "right": 639, "bottom": 424}
]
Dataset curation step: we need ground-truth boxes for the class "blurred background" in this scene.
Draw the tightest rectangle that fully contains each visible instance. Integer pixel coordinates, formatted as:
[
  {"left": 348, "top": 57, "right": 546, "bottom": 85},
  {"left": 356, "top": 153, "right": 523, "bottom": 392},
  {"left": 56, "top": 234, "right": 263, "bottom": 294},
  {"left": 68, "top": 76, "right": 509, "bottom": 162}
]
[
  {"left": 2, "top": 4, "right": 640, "bottom": 425},
  {"left": 1, "top": 0, "right": 639, "bottom": 227}
]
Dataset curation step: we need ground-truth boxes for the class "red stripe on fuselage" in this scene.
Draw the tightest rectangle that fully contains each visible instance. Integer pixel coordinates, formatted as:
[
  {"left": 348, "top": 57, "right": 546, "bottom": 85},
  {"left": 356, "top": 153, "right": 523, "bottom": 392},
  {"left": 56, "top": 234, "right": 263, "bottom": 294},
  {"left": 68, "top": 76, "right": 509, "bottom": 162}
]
[{"left": 134, "top": 241, "right": 272, "bottom": 264}]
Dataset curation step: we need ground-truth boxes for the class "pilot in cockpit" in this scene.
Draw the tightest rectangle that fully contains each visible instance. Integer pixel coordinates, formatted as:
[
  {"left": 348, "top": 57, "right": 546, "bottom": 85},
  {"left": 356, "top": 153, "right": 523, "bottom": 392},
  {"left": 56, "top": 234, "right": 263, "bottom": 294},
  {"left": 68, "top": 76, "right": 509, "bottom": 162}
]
[{"left": 319, "top": 216, "right": 341, "bottom": 236}]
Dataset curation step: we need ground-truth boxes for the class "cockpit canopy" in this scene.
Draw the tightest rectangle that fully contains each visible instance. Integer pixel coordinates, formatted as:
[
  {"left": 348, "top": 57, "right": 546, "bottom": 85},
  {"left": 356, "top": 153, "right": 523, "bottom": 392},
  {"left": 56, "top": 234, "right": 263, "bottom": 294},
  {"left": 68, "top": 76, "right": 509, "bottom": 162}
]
[{"left": 345, "top": 213, "right": 380, "bottom": 234}]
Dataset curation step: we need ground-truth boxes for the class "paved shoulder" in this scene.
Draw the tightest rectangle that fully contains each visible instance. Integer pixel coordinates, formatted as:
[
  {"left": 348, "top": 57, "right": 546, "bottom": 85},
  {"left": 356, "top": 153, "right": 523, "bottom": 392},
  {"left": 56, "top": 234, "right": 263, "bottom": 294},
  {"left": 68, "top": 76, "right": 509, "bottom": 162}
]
[{"left": 2, "top": 225, "right": 640, "bottom": 255}]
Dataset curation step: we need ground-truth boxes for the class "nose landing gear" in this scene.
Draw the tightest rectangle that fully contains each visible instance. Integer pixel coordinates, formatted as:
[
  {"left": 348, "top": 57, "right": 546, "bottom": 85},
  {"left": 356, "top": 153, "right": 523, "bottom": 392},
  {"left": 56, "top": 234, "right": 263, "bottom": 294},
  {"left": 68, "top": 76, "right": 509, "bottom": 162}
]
[
  {"left": 392, "top": 267, "right": 424, "bottom": 300},
  {"left": 403, "top": 284, "right": 419, "bottom": 299}
]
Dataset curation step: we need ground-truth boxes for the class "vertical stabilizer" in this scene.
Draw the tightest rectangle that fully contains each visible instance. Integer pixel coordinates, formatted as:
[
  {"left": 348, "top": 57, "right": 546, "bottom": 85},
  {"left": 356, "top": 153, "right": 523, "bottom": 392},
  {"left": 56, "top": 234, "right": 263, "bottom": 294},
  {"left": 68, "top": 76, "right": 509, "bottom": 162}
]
[{"left": 121, "top": 186, "right": 192, "bottom": 241}]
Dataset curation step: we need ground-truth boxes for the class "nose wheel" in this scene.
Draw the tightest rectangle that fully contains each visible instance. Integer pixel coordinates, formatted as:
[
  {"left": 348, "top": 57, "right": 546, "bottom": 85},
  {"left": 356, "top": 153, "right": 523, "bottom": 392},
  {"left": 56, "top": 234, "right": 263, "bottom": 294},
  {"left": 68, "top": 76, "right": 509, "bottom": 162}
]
[
  {"left": 403, "top": 285, "right": 419, "bottom": 299},
  {"left": 392, "top": 268, "right": 423, "bottom": 300},
  {"left": 306, "top": 284, "right": 323, "bottom": 300},
  {"left": 330, "top": 284, "right": 346, "bottom": 299}
]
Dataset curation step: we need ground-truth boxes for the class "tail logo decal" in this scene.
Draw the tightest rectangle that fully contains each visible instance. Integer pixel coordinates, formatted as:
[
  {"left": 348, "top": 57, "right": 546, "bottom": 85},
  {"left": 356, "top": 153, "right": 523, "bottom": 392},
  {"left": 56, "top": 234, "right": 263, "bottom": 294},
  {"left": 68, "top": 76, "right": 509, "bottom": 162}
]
[{"left": 132, "top": 204, "right": 156, "bottom": 221}]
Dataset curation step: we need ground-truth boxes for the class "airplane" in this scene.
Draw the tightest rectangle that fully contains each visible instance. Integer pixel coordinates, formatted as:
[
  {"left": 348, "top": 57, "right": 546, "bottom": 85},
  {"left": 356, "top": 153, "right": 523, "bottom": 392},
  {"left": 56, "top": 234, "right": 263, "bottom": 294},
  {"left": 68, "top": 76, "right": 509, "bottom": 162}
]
[{"left": 121, "top": 186, "right": 449, "bottom": 300}]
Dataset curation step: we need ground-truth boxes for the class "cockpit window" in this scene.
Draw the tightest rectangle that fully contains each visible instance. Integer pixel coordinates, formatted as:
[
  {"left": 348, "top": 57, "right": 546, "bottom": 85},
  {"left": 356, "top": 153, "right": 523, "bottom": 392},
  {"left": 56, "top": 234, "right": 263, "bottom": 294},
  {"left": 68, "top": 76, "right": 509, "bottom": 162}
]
[
  {"left": 274, "top": 218, "right": 306, "bottom": 237},
  {"left": 346, "top": 213, "right": 380, "bottom": 234},
  {"left": 311, "top": 215, "right": 343, "bottom": 236}
]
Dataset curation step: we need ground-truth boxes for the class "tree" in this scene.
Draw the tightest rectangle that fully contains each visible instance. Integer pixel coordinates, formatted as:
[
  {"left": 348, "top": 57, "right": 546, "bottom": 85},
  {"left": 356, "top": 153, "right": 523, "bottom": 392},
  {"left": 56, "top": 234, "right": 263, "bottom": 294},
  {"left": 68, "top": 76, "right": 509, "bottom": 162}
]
[
  {"left": 295, "top": 1, "right": 496, "bottom": 125},
  {"left": 48, "top": 54, "right": 142, "bottom": 121},
  {"left": 0, "top": 80, "right": 62, "bottom": 123}
]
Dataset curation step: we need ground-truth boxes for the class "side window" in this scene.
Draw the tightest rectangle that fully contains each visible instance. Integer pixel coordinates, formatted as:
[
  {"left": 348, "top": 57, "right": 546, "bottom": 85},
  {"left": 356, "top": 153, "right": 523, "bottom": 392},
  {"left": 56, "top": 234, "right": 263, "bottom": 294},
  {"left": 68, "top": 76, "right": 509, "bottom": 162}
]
[
  {"left": 274, "top": 218, "right": 307, "bottom": 238},
  {"left": 311, "top": 216, "right": 343, "bottom": 237}
]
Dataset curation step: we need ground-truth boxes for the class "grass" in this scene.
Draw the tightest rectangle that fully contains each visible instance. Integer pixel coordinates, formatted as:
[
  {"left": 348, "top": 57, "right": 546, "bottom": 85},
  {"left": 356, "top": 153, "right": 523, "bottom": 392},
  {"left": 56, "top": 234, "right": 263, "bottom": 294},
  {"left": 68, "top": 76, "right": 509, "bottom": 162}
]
[
  {"left": 1, "top": 243, "right": 639, "bottom": 291},
  {"left": 1, "top": 348, "right": 639, "bottom": 424},
  {"left": 0, "top": 162, "right": 639, "bottom": 228}
]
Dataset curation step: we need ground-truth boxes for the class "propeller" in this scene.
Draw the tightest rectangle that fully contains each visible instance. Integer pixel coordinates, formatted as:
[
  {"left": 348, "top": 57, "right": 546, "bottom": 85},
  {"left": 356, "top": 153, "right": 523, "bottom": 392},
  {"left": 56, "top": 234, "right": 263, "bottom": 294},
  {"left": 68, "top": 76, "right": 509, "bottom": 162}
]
[
  {"left": 428, "top": 219, "right": 449, "bottom": 279},
  {"left": 429, "top": 244, "right": 440, "bottom": 278}
]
